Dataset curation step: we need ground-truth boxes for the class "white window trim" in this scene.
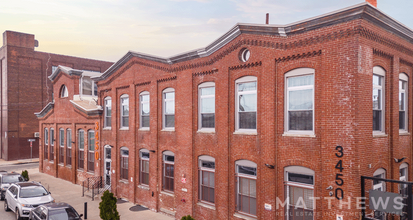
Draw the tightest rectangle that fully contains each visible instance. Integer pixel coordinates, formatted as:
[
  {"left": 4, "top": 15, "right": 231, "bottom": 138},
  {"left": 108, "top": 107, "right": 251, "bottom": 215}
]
[
  {"left": 235, "top": 76, "right": 257, "bottom": 133},
  {"left": 199, "top": 155, "right": 215, "bottom": 205},
  {"left": 67, "top": 129, "right": 72, "bottom": 149},
  {"left": 80, "top": 75, "right": 98, "bottom": 97},
  {"left": 50, "top": 128, "right": 54, "bottom": 146},
  {"left": 120, "top": 94, "right": 129, "bottom": 129},
  {"left": 44, "top": 128, "right": 49, "bottom": 145},
  {"left": 400, "top": 163, "right": 408, "bottom": 181},
  {"left": 162, "top": 88, "right": 175, "bottom": 130},
  {"left": 198, "top": 82, "right": 215, "bottom": 132},
  {"left": 60, "top": 85, "right": 68, "bottom": 98},
  {"left": 399, "top": 73, "right": 408, "bottom": 133},
  {"left": 162, "top": 151, "right": 175, "bottom": 193},
  {"left": 59, "top": 128, "right": 64, "bottom": 147},
  {"left": 373, "top": 168, "right": 386, "bottom": 191},
  {"left": 284, "top": 68, "right": 315, "bottom": 136},
  {"left": 373, "top": 66, "right": 386, "bottom": 136},
  {"left": 104, "top": 97, "right": 112, "bottom": 128},
  {"left": 140, "top": 91, "right": 150, "bottom": 129},
  {"left": 139, "top": 149, "right": 150, "bottom": 186},
  {"left": 235, "top": 160, "right": 257, "bottom": 217}
]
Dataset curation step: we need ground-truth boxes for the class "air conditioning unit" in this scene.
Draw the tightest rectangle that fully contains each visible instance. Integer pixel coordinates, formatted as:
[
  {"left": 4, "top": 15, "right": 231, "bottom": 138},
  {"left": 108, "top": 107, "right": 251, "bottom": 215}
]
[{"left": 34, "top": 132, "right": 40, "bottom": 138}]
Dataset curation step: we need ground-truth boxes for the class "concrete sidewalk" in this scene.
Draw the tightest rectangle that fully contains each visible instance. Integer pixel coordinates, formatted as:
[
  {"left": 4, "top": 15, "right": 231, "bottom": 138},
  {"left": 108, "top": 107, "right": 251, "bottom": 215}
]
[
  {"left": 0, "top": 158, "right": 39, "bottom": 166},
  {"left": 0, "top": 159, "right": 173, "bottom": 220}
]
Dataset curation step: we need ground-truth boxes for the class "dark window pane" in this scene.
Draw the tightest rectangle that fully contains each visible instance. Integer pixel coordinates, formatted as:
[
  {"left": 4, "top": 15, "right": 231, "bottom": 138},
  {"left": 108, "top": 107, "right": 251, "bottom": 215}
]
[
  {"left": 400, "top": 111, "right": 406, "bottom": 130},
  {"left": 201, "top": 114, "right": 215, "bottom": 128},
  {"left": 201, "top": 161, "right": 215, "bottom": 169},
  {"left": 238, "top": 166, "right": 257, "bottom": 176},
  {"left": 165, "top": 155, "right": 174, "bottom": 162},
  {"left": 373, "top": 110, "right": 382, "bottom": 131},
  {"left": 239, "top": 112, "right": 256, "bottom": 129},
  {"left": 289, "top": 110, "right": 313, "bottom": 130},
  {"left": 142, "top": 115, "right": 150, "bottom": 128},
  {"left": 288, "top": 173, "right": 314, "bottom": 185},
  {"left": 165, "top": 115, "right": 175, "bottom": 128},
  {"left": 122, "top": 116, "right": 129, "bottom": 127}
]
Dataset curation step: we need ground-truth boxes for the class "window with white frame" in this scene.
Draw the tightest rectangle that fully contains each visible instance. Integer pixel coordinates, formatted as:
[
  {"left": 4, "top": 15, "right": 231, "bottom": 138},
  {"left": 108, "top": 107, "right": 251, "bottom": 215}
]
[
  {"left": 139, "top": 149, "right": 150, "bottom": 185},
  {"left": 50, "top": 128, "right": 54, "bottom": 161},
  {"left": 285, "top": 166, "right": 314, "bottom": 220},
  {"left": 66, "top": 129, "right": 72, "bottom": 167},
  {"left": 52, "top": 66, "right": 58, "bottom": 73},
  {"left": 140, "top": 92, "right": 150, "bottom": 128},
  {"left": 163, "top": 88, "right": 175, "bottom": 129},
  {"left": 120, "top": 147, "right": 129, "bottom": 180},
  {"left": 285, "top": 68, "right": 314, "bottom": 133},
  {"left": 60, "top": 85, "right": 68, "bottom": 98},
  {"left": 373, "top": 66, "right": 385, "bottom": 133},
  {"left": 199, "top": 155, "right": 215, "bottom": 204},
  {"left": 59, "top": 128, "right": 64, "bottom": 165},
  {"left": 104, "top": 97, "right": 112, "bottom": 128},
  {"left": 78, "top": 129, "right": 84, "bottom": 170},
  {"left": 399, "top": 73, "right": 408, "bottom": 132},
  {"left": 120, "top": 94, "right": 129, "bottom": 128},
  {"left": 199, "top": 82, "right": 215, "bottom": 130},
  {"left": 44, "top": 128, "right": 48, "bottom": 160},
  {"left": 81, "top": 76, "right": 97, "bottom": 96},
  {"left": 87, "top": 130, "right": 95, "bottom": 173},
  {"left": 163, "top": 151, "right": 174, "bottom": 192},
  {"left": 235, "top": 160, "right": 257, "bottom": 216},
  {"left": 236, "top": 76, "right": 257, "bottom": 131},
  {"left": 373, "top": 168, "right": 386, "bottom": 220},
  {"left": 400, "top": 163, "right": 408, "bottom": 195}
]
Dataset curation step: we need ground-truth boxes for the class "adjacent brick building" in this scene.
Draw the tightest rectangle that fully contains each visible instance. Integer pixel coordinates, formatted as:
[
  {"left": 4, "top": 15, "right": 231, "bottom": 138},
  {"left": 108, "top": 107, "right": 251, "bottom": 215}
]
[
  {"left": 37, "top": 1, "right": 413, "bottom": 219},
  {"left": 0, "top": 31, "right": 113, "bottom": 160}
]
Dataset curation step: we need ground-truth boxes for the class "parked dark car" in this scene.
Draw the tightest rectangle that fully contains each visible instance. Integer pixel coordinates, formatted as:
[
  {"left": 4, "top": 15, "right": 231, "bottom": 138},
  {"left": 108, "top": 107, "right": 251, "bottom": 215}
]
[
  {"left": 29, "top": 202, "right": 83, "bottom": 220},
  {"left": 0, "top": 172, "right": 25, "bottom": 200}
]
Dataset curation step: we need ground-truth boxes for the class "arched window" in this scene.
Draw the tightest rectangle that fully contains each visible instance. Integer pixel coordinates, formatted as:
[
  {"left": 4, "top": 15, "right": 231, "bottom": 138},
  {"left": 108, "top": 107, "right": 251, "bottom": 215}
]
[
  {"left": 285, "top": 68, "right": 315, "bottom": 134},
  {"left": 284, "top": 166, "right": 315, "bottom": 219},
  {"left": 199, "top": 155, "right": 215, "bottom": 204},
  {"left": 60, "top": 85, "right": 68, "bottom": 98},
  {"left": 198, "top": 82, "right": 215, "bottom": 130},
  {"left": 120, "top": 147, "right": 129, "bottom": 180},
  {"left": 235, "top": 160, "right": 257, "bottom": 216},
  {"left": 59, "top": 128, "right": 64, "bottom": 165},
  {"left": 140, "top": 91, "right": 150, "bottom": 129},
  {"left": 120, "top": 94, "right": 129, "bottom": 128},
  {"left": 78, "top": 129, "right": 85, "bottom": 170},
  {"left": 87, "top": 130, "right": 95, "bottom": 173},
  {"left": 139, "top": 149, "right": 149, "bottom": 185},
  {"left": 235, "top": 76, "right": 257, "bottom": 132},
  {"left": 400, "top": 163, "right": 408, "bottom": 195},
  {"left": 373, "top": 168, "right": 386, "bottom": 219},
  {"left": 163, "top": 151, "right": 175, "bottom": 192},
  {"left": 163, "top": 88, "right": 175, "bottom": 129},
  {"left": 104, "top": 97, "right": 112, "bottom": 128},
  {"left": 44, "top": 128, "right": 48, "bottom": 160},
  {"left": 399, "top": 73, "right": 408, "bottom": 132},
  {"left": 373, "top": 66, "right": 386, "bottom": 134},
  {"left": 50, "top": 128, "right": 54, "bottom": 162}
]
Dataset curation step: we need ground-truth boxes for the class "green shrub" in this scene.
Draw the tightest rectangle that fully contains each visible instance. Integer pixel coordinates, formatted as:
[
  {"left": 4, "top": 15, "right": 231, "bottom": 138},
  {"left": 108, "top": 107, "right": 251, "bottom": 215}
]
[
  {"left": 181, "top": 215, "right": 195, "bottom": 220},
  {"left": 99, "top": 190, "right": 120, "bottom": 220},
  {"left": 21, "top": 170, "right": 29, "bottom": 181}
]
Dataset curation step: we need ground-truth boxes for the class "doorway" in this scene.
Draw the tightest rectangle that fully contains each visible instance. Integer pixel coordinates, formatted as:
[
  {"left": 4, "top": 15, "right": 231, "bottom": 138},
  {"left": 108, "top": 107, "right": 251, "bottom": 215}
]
[{"left": 104, "top": 145, "right": 112, "bottom": 187}]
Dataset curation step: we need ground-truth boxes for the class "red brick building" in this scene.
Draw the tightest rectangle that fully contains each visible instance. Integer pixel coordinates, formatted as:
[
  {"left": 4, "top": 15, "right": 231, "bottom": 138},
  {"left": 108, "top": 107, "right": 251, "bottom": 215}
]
[
  {"left": 37, "top": 1, "right": 413, "bottom": 219},
  {"left": 0, "top": 31, "right": 113, "bottom": 160}
]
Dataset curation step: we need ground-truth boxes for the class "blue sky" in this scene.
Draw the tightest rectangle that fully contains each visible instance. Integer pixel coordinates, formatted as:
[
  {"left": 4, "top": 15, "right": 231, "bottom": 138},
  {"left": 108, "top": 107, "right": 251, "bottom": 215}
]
[{"left": 1, "top": 0, "right": 412, "bottom": 62}]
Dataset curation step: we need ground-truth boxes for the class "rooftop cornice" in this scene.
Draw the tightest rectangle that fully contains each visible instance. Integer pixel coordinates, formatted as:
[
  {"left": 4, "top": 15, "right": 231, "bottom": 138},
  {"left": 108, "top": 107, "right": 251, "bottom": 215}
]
[{"left": 95, "top": 2, "right": 413, "bottom": 82}]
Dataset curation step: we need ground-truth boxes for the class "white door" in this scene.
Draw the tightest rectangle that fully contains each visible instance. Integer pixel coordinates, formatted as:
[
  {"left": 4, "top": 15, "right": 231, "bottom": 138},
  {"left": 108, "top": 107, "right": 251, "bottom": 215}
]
[{"left": 104, "top": 146, "right": 112, "bottom": 187}]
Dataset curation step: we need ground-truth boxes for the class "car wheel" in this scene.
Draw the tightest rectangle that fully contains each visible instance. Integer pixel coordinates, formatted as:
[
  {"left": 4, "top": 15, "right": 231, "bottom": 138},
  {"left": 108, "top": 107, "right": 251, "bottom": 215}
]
[
  {"left": 4, "top": 199, "right": 10, "bottom": 211},
  {"left": 16, "top": 208, "right": 22, "bottom": 220}
]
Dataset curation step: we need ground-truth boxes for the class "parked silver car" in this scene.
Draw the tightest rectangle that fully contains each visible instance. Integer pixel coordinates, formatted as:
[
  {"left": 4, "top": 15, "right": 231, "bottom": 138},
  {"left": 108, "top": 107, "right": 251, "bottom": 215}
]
[
  {"left": 0, "top": 172, "right": 25, "bottom": 200},
  {"left": 4, "top": 182, "right": 54, "bottom": 220},
  {"left": 29, "top": 202, "right": 83, "bottom": 220}
]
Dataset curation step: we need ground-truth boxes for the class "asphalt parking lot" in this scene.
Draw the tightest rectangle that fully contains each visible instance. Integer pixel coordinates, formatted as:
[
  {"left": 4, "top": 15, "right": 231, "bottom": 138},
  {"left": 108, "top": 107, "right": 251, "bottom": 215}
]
[{"left": 0, "top": 167, "right": 173, "bottom": 220}]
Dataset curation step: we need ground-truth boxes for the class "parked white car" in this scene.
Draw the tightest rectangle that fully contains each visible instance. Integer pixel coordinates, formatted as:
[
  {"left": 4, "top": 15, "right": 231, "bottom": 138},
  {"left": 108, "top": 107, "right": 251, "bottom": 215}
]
[{"left": 4, "top": 182, "right": 54, "bottom": 220}]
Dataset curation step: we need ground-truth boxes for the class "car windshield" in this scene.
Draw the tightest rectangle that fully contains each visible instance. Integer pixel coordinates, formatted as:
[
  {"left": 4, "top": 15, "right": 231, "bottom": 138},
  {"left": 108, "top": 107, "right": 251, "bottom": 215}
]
[
  {"left": 49, "top": 208, "right": 80, "bottom": 220},
  {"left": 19, "top": 186, "right": 49, "bottom": 198},
  {"left": 2, "top": 175, "right": 24, "bottom": 183}
]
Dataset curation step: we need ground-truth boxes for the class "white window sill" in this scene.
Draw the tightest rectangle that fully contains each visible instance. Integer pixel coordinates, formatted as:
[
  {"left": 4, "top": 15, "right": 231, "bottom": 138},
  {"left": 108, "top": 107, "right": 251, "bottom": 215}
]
[
  {"left": 233, "top": 131, "right": 257, "bottom": 135},
  {"left": 233, "top": 213, "right": 256, "bottom": 220},
  {"left": 282, "top": 132, "right": 315, "bottom": 138},
  {"left": 161, "top": 128, "right": 175, "bottom": 132},
  {"left": 119, "top": 179, "right": 129, "bottom": 184},
  {"left": 103, "top": 127, "right": 111, "bottom": 131},
  {"left": 77, "top": 169, "right": 84, "bottom": 172},
  {"left": 399, "top": 131, "right": 410, "bottom": 136},
  {"left": 197, "top": 129, "right": 215, "bottom": 134},
  {"left": 161, "top": 191, "right": 174, "bottom": 197},
  {"left": 49, "top": 161, "right": 54, "bottom": 164},
  {"left": 197, "top": 202, "right": 216, "bottom": 210},
  {"left": 58, "top": 163, "right": 64, "bottom": 167},
  {"left": 86, "top": 171, "right": 95, "bottom": 175},
  {"left": 119, "top": 127, "right": 129, "bottom": 131},
  {"left": 373, "top": 132, "right": 387, "bottom": 138},
  {"left": 139, "top": 127, "right": 150, "bottom": 131},
  {"left": 138, "top": 185, "right": 150, "bottom": 191},
  {"left": 66, "top": 165, "right": 72, "bottom": 168}
]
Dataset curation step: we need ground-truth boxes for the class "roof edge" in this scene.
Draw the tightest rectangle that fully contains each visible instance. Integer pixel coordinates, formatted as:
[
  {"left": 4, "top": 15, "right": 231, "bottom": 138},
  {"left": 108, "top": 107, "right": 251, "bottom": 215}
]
[{"left": 35, "top": 102, "right": 54, "bottom": 118}]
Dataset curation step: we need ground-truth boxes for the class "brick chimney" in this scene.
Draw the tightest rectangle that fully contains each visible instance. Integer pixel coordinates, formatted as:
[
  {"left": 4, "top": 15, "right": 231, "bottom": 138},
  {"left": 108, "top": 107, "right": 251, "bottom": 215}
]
[{"left": 366, "top": 0, "right": 377, "bottom": 7}]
